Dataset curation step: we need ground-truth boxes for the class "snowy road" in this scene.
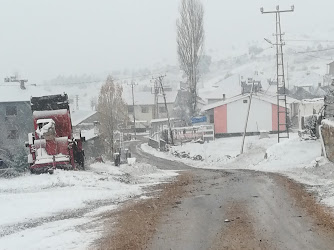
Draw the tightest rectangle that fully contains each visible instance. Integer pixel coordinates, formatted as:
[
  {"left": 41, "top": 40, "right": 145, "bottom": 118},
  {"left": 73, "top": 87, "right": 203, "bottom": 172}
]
[
  {"left": 148, "top": 169, "right": 334, "bottom": 250},
  {"left": 112, "top": 137, "right": 334, "bottom": 249}
]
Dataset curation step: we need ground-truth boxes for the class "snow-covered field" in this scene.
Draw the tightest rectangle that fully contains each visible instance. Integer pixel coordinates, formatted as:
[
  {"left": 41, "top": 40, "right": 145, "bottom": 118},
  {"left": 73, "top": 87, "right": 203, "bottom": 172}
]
[
  {"left": 142, "top": 134, "right": 334, "bottom": 209},
  {"left": 0, "top": 162, "right": 177, "bottom": 250}
]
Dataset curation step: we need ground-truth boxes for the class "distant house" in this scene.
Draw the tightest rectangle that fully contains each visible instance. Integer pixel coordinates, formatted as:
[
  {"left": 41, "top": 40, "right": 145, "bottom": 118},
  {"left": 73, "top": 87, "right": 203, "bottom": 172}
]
[
  {"left": 123, "top": 90, "right": 178, "bottom": 129},
  {"left": 201, "top": 92, "right": 299, "bottom": 136}
]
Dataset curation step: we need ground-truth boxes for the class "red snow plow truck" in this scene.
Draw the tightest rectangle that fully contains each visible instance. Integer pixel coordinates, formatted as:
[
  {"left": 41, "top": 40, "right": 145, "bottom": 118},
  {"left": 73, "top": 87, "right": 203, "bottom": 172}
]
[{"left": 26, "top": 94, "right": 85, "bottom": 174}]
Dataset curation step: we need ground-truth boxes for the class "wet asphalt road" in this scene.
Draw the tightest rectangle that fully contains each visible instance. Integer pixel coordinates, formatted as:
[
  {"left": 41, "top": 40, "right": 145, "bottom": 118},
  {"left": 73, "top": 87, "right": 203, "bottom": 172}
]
[{"left": 127, "top": 139, "right": 334, "bottom": 250}]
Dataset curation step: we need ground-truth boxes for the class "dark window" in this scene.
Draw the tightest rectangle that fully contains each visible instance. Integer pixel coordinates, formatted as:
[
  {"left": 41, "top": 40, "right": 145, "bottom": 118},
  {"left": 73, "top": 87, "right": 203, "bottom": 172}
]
[
  {"left": 7, "top": 130, "right": 19, "bottom": 139},
  {"left": 243, "top": 100, "right": 248, "bottom": 104},
  {"left": 159, "top": 107, "right": 167, "bottom": 113},
  {"left": 6, "top": 106, "right": 17, "bottom": 116},
  {"left": 210, "top": 115, "right": 214, "bottom": 124},
  {"left": 128, "top": 106, "right": 134, "bottom": 113},
  {"left": 141, "top": 106, "right": 149, "bottom": 113}
]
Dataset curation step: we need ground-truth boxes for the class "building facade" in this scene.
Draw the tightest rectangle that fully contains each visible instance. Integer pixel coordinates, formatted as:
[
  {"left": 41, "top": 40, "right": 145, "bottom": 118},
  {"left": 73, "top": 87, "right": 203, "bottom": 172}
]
[
  {"left": 0, "top": 101, "right": 34, "bottom": 155},
  {"left": 202, "top": 93, "right": 299, "bottom": 136}
]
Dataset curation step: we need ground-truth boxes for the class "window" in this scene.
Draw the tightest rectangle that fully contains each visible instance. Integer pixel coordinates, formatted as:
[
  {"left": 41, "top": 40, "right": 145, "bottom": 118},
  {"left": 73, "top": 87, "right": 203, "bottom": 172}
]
[
  {"left": 243, "top": 100, "right": 248, "bottom": 104},
  {"left": 7, "top": 130, "right": 19, "bottom": 139},
  {"left": 210, "top": 114, "right": 214, "bottom": 124},
  {"left": 128, "top": 106, "right": 134, "bottom": 113},
  {"left": 141, "top": 106, "right": 149, "bottom": 113},
  {"left": 159, "top": 107, "right": 166, "bottom": 113},
  {"left": 6, "top": 106, "right": 17, "bottom": 116}
]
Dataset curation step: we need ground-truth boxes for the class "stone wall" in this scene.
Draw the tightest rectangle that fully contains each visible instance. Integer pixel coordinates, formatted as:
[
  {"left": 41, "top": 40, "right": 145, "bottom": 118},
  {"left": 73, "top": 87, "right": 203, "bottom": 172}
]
[{"left": 321, "top": 123, "right": 334, "bottom": 162}]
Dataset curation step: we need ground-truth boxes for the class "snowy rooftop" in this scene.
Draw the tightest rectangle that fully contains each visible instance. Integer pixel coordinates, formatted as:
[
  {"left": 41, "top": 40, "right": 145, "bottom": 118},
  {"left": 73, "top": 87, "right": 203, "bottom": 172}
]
[
  {"left": 202, "top": 92, "right": 300, "bottom": 111},
  {"left": 122, "top": 90, "right": 178, "bottom": 106},
  {"left": 71, "top": 110, "right": 97, "bottom": 126},
  {"left": 0, "top": 84, "right": 61, "bottom": 103},
  {"left": 301, "top": 98, "right": 324, "bottom": 104}
]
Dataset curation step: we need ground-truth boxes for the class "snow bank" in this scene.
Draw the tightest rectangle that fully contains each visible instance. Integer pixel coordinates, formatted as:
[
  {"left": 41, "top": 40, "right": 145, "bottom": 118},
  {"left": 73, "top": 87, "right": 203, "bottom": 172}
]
[
  {"left": 257, "top": 138, "right": 322, "bottom": 171},
  {"left": 0, "top": 161, "right": 178, "bottom": 249},
  {"left": 142, "top": 135, "right": 279, "bottom": 169}
]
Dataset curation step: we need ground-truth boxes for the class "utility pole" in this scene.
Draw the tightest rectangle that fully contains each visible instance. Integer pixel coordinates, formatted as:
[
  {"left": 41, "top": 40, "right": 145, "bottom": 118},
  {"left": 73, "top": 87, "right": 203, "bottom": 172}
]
[
  {"left": 75, "top": 95, "right": 79, "bottom": 110},
  {"left": 241, "top": 81, "right": 255, "bottom": 154},
  {"left": 151, "top": 77, "right": 160, "bottom": 119},
  {"left": 128, "top": 80, "right": 138, "bottom": 139},
  {"left": 261, "top": 5, "right": 294, "bottom": 143},
  {"left": 152, "top": 75, "right": 174, "bottom": 145}
]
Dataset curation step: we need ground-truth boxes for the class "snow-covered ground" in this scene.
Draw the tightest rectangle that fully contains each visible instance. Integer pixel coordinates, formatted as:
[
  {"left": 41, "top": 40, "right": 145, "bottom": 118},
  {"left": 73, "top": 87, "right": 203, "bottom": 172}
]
[
  {"left": 142, "top": 134, "right": 334, "bottom": 209},
  {"left": 0, "top": 162, "right": 178, "bottom": 250}
]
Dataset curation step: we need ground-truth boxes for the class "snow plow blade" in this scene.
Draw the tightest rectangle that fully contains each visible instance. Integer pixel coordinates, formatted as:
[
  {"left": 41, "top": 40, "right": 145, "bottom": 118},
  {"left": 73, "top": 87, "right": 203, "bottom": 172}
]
[{"left": 31, "top": 94, "right": 69, "bottom": 112}]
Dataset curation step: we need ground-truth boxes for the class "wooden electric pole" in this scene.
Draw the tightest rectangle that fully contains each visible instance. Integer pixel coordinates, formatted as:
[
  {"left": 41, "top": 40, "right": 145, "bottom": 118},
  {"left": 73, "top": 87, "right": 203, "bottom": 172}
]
[
  {"left": 241, "top": 81, "right": 255, "bottom": 154},
  {"left": 152, "top": 75, "right": 174, "bottom": 145},
  {"left": 128, "top": 80, "right": 138, "bottom": 139}
]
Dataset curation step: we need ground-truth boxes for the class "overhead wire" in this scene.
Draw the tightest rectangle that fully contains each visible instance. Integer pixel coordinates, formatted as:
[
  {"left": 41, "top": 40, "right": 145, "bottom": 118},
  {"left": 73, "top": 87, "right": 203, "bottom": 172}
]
[{"left": 0, "top": 71, "right": 168, "bottom": 87}]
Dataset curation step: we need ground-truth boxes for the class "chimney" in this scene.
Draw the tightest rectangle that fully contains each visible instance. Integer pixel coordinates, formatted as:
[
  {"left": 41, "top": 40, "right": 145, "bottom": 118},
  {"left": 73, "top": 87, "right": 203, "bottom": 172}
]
[{"left": 223, "top": 94, "right": 226, "bottom": 101}]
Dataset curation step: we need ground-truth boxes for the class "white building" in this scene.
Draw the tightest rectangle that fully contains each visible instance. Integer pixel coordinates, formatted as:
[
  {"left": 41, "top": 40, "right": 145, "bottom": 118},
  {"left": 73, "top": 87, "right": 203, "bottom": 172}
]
[
  {"left": 123, "top": 90, "right": 178, "bottom": 129},
  {"left": 298, "top": 98, "right": 324, "bottom": 129}
]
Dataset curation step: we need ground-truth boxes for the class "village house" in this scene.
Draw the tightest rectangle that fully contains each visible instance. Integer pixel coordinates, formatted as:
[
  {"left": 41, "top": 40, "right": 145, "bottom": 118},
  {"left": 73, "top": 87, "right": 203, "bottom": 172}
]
[
  {"left": 123, "top": 90, "right": 178, "bottom": 130},
  {"left": 0, "top": 84, "right": 37, "bottom": 158},
  {"left": 201, "top": 92, "right": 299, "bottom": 137}
]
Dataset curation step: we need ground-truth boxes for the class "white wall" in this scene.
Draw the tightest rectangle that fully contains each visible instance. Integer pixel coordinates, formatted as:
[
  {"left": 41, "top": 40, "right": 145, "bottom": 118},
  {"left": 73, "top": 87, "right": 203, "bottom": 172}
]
[
  {"left": 298, "top": 100, "right": 324, "bottom": 129},
  {"left": 227, "top": 97, "right": 272, "bottom": 133}
]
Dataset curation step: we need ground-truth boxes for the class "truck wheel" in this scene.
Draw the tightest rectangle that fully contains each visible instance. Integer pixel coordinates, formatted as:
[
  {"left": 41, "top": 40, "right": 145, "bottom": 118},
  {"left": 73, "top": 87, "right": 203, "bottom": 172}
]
[{"left": 48, "top": 169, "right": 54, "bottom": 175}]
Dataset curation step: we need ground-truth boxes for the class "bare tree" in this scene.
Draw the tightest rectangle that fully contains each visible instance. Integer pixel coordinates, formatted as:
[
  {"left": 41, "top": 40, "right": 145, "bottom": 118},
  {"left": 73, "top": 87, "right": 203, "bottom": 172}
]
[
  {"left": 97, "top": 76, "right": 127, "bottom": 158},
  {"left": 177, "top": 0, "right": 204, "bottom": 119}
]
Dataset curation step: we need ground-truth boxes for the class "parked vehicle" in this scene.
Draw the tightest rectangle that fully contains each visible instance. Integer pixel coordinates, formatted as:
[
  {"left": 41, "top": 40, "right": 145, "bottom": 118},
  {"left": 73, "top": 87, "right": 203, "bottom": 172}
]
[{"left": 25, "top": 94, "right": 85, "bottom": 174}]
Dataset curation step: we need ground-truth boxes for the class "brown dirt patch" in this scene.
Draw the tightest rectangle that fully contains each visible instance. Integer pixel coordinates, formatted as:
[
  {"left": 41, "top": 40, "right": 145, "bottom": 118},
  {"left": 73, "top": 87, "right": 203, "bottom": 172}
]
[
  {"left": 93, "top": 171, "right": 193, "bottom": 250},
  {"left": 274, "top": 174, "right": 334, "bottom": 234},
  {"left": 211, "top": 201, "right": 270, "bottom": 250}
]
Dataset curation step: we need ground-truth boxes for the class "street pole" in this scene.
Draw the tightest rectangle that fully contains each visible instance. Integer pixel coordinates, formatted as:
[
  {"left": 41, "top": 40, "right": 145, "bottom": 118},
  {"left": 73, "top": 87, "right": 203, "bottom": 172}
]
[
  {"left": 158, "top": 75, "right": 174, "bottom": 145},
  {"left": 261, "top": 5, "right": 294, "bottom": 143},
  {"left": 241, "top": 81, "right": 255, "bottom": 154},
  {"left": 128, "top": 80, "right": 138, "bottom": 139}
]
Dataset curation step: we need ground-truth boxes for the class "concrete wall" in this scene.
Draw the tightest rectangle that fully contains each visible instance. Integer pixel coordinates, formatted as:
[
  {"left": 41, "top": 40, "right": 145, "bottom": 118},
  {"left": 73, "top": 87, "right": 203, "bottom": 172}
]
[
  {"left": 298, "top": 101, "right": 324, "bottom": 130},
  {"left": 272, "top": 104, "right": 287, "bottom": 131},
  {"left": 226, "top": 97, "right": 272, "bottom": 133},
  {"left": 0, "top": 101, "right": 34, "bottom": 153},
  {"left": 321, "top": 124, "right": 334, "bottom": 162},
  {"left": 214, "top": 105, "right": 227, "bottom": 133}
]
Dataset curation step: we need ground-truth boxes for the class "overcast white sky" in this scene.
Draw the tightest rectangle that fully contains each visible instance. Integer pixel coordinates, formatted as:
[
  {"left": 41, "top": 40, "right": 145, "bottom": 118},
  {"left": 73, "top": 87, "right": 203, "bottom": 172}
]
[{"left": 0, "top": 0, "right": 333, "bottom": 83}]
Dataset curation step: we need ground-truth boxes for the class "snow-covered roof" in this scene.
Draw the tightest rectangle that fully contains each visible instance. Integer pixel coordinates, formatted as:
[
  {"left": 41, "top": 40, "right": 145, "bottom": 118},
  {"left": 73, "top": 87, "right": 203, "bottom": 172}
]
[
  {"left": 202, "top": 92, "right": 300, "bottom": 111},
  {"left": 0, "top": 85, "right": 59, "bottom": 103},
  {"left": 81, "top": 128, "right": 98, "bottom": 141},
  {"left": 71, "top": 110, "right": 97, "bottom": 126},
  {"left": 301, "top": 98, "right": 324, "bottom": 104},
  {"left": 150, "top": 117, "right": 175, "bottom": 124},
  {"left": 123, "top": 90, "right": 178, "bottom": 106},
  {"left": 293, "top": 72, "right": 323, "bottom": 87}
]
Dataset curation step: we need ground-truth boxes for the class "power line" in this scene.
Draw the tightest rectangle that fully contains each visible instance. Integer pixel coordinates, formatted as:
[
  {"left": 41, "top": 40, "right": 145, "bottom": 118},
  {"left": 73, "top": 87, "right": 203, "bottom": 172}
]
[
  {"left": 295, "top": 47, "right": 334, "bottom": 54},
  {"left": 285, "top": 39, "right": 334, "bottom": 43},
  {"left": 3, "top": 72, "right": 168, "bottom": 87}
]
